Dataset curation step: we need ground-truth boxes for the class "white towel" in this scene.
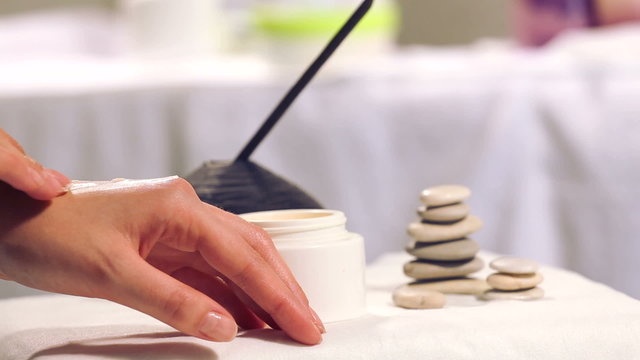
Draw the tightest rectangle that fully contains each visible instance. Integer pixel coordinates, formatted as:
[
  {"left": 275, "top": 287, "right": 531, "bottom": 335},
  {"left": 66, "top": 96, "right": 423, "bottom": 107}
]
[{"left": 1, "top": 252, "right": 639, "bottom": 359}]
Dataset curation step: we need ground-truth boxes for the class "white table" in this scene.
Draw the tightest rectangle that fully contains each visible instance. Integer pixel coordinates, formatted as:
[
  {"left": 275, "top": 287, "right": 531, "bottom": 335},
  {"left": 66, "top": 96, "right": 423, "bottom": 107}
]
[
  {"left": 1, "top": 252, "right": 639, "bottom": 360},
  {"left": 1, "top": 22, "right": 640, "bottom": 298}
]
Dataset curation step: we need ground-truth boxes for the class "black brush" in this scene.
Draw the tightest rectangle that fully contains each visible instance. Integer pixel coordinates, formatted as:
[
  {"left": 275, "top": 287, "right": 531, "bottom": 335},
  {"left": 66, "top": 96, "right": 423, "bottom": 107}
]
[{"left": 186, "top": 0, "right": 373, "bottom": 214}]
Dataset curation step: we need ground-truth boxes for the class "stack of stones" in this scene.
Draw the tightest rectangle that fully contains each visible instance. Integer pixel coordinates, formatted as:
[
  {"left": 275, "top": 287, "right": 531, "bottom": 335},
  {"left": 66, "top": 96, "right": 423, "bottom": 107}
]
[
  {"left": 393, "top": 185, "right": 490, "bottom": 309},
  {"left": 479, "top": 257, "right": 544, "bottom": 301}
]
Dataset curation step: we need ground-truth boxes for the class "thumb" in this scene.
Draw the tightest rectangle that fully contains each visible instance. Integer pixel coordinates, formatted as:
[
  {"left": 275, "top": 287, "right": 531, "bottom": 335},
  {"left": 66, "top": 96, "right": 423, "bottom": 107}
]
[
  {"left": 0, "top": 151, "right": 68, "bottom": 201},
  {"left": 109, "top": 258, "right": 238, "bottom": 342}
]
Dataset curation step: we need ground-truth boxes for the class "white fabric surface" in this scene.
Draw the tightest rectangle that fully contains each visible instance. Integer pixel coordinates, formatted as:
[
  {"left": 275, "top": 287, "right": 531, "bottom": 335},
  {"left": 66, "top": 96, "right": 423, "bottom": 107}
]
[
  {"left": 1, "top": 251, "right": 639, "bottom": 360},
  {"left": 1, "top": 21, "right": 640, "bottom": 297}
]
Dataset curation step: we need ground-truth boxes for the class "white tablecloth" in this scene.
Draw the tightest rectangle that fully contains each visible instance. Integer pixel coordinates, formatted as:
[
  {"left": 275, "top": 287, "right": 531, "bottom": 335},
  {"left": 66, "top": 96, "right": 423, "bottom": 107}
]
[
  {"left": 1, "top": 252, "right": 639, "bottom": 360},
  {"left": 1, "top": 21, "right": 640, "bottom": 297}
]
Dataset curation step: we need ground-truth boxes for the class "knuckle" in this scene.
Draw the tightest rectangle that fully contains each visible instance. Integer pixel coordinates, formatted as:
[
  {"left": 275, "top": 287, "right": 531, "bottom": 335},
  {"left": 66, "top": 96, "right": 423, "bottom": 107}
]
[
  {"left": 155, "top": 178, "right": 198, "bottom": 210},
  {"left": 168, "top": 177, "right": 197, "bottom": 196},
  {"left": 230, "top": 259, "right": 260, "bottom": 284},
  {"left": 233, "top": 260, "right": 255, "bottom": 281},
  {"left": 161, "top": 288, "right": 193, "bottom": 323},
  {"left": 245, "top": 224, "right": 275, "bottom": 249},
  {"left": 153, "top": 178, "right": 197, "bottom": 209},
  {"left": 266, "top": 294, "right": 294, "bottom": 316},
  {"left": 251, "top": 225, "right": 272, "bottom": 244}
]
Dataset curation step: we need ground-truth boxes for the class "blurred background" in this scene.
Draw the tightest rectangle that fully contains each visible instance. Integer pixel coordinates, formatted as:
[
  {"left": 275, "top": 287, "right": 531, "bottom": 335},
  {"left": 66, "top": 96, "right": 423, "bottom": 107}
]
[{"left": 0, "top": 0, "right": 639, "bottom": 299}]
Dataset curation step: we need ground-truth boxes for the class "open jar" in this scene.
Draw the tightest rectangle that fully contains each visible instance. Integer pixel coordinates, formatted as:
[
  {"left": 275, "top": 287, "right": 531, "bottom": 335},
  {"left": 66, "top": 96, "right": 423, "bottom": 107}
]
[{"left": 240, "top": 209, "right": 366, "bottom": 323}]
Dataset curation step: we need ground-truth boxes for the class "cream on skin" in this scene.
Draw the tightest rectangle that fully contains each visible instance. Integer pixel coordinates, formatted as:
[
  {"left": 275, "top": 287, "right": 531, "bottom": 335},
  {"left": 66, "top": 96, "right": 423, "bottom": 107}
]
[{"left": 67, "top": 176, "right": 180, "bottom": 195}]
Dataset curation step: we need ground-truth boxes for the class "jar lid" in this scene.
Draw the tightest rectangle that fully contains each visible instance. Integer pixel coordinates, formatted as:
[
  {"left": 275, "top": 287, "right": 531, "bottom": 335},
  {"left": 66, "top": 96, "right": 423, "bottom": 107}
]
[{"left": 240, "top": 209, "right": 346, "bottom": 237}]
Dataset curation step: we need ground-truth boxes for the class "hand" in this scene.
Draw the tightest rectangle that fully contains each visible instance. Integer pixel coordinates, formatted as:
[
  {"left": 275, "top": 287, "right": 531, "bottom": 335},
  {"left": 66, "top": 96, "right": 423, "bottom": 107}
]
[
  {"left": 0, "top": 129, "right": 69, "bottom": 200},
  {"left": 0, "top": 178, "right": 324, "bottom": 345}
]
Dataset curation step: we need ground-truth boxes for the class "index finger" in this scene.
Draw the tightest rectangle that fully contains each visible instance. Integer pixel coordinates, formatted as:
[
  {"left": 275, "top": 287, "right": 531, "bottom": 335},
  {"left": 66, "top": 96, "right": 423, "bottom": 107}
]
[
  {"left": 0, "top": 129, "right": 69, "bottom": 200},
  {"left": 193, "top": 207, "right": 322, "bottom": 345},
  {"left": 206, "top": 206, "right": 324, "bottom": 331}
]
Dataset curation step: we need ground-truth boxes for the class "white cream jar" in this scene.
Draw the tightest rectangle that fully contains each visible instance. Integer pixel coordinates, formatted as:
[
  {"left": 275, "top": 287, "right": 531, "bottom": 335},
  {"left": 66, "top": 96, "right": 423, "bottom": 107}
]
[{"left": 240, "top": 209, "right": 366, "bottom": 323}]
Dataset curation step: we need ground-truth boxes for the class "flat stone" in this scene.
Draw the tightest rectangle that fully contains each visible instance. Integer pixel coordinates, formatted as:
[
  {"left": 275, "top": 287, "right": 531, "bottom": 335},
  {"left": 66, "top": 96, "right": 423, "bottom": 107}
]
[
  {"left": 407, "top": 215, "right": 483, "bottom": 242},
  {"left": 478, "top": 287, "right": 544, "bottom": 301},
  {"left": 418, "top": 203, "right": 470, "bottom": 223},
  {"left": 420, "top": 185, "right": 471, "bottom": 207},
  {"left": 404, "top": 257, "right": 484, "bottom": 280},
  {"left": 487, "top": 272, "right": 543, "bottom": 291},
  {"left": 490, "top": 257, "right": 539, "bottom": 275},
  {"left": 408, "top": 277, "right": 491, "bottom": 295},
  {"left": 392, "top": 285, "right": 446, "bottom": 309},
  {"left": 406, "top": 238, "right": 479, "bottom": 261}
]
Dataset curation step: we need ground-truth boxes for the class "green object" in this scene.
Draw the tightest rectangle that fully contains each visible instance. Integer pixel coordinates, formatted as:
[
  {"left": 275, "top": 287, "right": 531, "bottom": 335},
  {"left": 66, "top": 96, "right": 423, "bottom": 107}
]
[{"left": 253, "top": 2, "right": 399, "bottom": 38}]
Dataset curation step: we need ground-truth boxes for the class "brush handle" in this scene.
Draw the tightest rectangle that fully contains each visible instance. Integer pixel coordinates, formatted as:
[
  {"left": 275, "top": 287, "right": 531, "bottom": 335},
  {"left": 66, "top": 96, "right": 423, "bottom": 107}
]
[{"left": 234, "top": 0, "right": 374, "bottom": 163}]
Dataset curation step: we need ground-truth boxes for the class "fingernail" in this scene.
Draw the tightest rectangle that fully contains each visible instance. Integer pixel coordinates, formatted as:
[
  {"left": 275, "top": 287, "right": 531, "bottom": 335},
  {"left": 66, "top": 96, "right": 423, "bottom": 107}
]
[
  {"left": 52, "top": 174, "right": 70, "bottom": 194},
  {"left": 309, "top": 308, "right": 326, "bottom": 334},
  {"left": 47, "top": 169, "right": 71, "bottom": 187},
  {"left": 199, "top": 312, "right": 237, "bottom": 342},
  {"left": 45, "top": 171, "right": 68, "bottom": 195}
]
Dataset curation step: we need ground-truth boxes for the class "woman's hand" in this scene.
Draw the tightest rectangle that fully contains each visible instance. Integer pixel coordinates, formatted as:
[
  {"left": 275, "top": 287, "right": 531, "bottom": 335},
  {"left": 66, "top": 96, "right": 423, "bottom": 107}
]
[
  {"left": 0, "top": 129, "right": 69, "bottom": 200},
  {"left": 0, "top": 178, "right": 324, "bottom": 345}
]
